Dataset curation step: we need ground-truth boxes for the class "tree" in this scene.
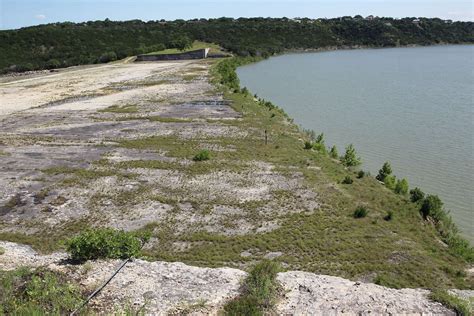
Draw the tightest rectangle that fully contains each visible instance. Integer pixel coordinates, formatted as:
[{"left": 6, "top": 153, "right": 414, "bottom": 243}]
[
  {"left": 310, "top": 133, "right": 325, "bottom": 154},
  {"left": 45, "top": 58, "right": 61, "bottom": 69},
  {"left": 341, "top": 144, "right": 361, "bottom": 167},
  {"left": 394, "top": 178, "right": 409, "bottom": 194},
  {"left": 98, "top": 51, "right": 117, "bottom": 63},
  {"left": 383, "top": 175, "right": 396, "bottom": 190},
  {"left": 170, "top": 35, "right": 192, "bottom": 51},
  {"left": 420, "top": 195, "right": 443, "bottom": 220},
  {"left": 410, "top": 187, "right": 425, "bottom": 203},
  {"left": 329, "top": 145, "right": 338, "bottom": 159},
  {"left": 376, "top": 162, "right": 392, "bottom": 182}
]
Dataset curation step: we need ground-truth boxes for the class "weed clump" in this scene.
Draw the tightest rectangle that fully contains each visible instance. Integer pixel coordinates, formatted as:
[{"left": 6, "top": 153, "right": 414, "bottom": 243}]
[
  {"left": 193, "top": 149, "right": 211, "bottom": 161},
  {"left": 66, "top": 228, "right": 149, "bottom": 261},
  {"left": 353, "top": 206, "right": 368, "bottom": 218},
  {"left": 342, "top": 176, "right": 353, "bottom": 184},
  {"left": 224, "top": 260, "right": 281, "bottom": 315},
  {"left": 0, "top": 268, "right": 83, "bottom": 315},
  {"left": 384, "top": 210, "right": 394, "bottom": 221}
]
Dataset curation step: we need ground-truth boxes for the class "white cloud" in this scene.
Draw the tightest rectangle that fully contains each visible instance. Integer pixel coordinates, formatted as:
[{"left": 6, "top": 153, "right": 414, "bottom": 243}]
[{"left": 35, "top": 14, "right": 46, "bottom": 20}]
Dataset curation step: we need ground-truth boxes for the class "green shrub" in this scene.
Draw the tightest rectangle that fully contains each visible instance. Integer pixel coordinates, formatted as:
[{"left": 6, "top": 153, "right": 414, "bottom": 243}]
[
  {"left": 0, "top": 268, "right": 83, "bottom": 315},
  {"left": 420, "top": 195, "right": 443, "bottom": 220},
  {"left": 193, "top": 149, "right": 211, "bottom": 161},
  {"left": 376, "top": 162, "right": 392, "bottom": 182},
  {"left": 383, "top": 175, "right": 396, "bottom": 190},
  {"left": 356, "top": 170, "right": 365, "bottom": 179},
  {"left": 341, "top": 144, "right": 361, "bottom": 167},
  {"left": 66, "top": 228, "right": 147, "bottom": 261},
  {"left": 329, "top": 145, "right": 338, "bottom": 159},
  {"left": 394, "top": 178, "right": 409, "bottom": 194},
  {"left": 342, "top": 176, "right": 353, "bottom": 184},
  {"left": 224, "top": 260, "right": 280, "bottom": 315},
  {"left": 312, "top": 133, "right": 326, "bottom": 154},
  {"left": 384, "top": 210, "right": 394, "bottom": 221},
  {"left": 410, "top": 187, "right": 425, "bottom": 203},
  {"left": 429, "top": 290, "right": 471, "bottom": 316},
  {"left": 353, "top": 206, "right": 368, "bottom": 218},
  {"left": 304, "top": 141, "right": 312, "bottom": 150}
]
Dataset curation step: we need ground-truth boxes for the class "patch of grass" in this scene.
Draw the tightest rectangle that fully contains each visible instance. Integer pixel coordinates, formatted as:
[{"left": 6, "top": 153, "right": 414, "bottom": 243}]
[
  {"left": 0, "top": 267, "right": 84, "bottom": 315},
  {"left": 147, "top": 116, "right": 192, "bottom": 123},
  {"left": 341, "top": 176, "right": 353, "bottom": 184},
  {"left": 384, "top": 210, "right": 394, "bottom": 221},
  {"left": 0, "top": 247, "right": 4, "bottom": 255},
  {"left": 98, "top": 104, "right": 139, "bottom": 113},
  {"left": 66, "top": 228, "right": 150, "bottom": 261},
  {"left": 224, "top": 260, "right": 281, "bottom": 315},
  {"left": 353, "top": 206, "right": 368, "bottom": 218},
  {"left": 0, "top": 150, "right": 10, "bottom": 156},
  {"left": 193, "top": 150, "right": 211, "bottom": 161},
  {"left": 183, "top": 73, "right": 199, "bottom": 81},
  {"left": 429, "top": 290, "right": 471, "bottom": 316}
]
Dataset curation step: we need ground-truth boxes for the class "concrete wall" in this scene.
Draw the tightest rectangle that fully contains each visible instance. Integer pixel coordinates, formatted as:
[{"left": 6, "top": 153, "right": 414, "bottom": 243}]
[{"left": 136, "top": 48, "right": 210, "bottom": 61}]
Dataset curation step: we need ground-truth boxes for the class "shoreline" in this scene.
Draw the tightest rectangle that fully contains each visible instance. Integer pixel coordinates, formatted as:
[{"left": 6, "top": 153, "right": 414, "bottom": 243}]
[{"left": 233, "top": 48, "right": 473, "bottom": 246}]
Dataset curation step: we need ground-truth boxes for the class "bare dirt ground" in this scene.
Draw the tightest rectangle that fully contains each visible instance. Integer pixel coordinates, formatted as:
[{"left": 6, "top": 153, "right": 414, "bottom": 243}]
[{"left": 0, "top": 58, "right": 317, "bottom": 246}]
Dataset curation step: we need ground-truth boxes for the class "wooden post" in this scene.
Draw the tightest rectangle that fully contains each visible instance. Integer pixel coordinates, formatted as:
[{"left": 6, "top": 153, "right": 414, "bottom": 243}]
[{"left": 265, "top": 129, "right": 268, "bottom": 145}]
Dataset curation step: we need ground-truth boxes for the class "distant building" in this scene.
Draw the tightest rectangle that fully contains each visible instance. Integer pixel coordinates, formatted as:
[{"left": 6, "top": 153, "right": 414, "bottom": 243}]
[
  {"left": 366, "top": 15, "right": 375, "bottom": 21},
  {"left": 412, "top": 18, "right": 421, "bottom": 24},
  {"left": 445, "top": 19, "right": 453, "bottom": 24}
]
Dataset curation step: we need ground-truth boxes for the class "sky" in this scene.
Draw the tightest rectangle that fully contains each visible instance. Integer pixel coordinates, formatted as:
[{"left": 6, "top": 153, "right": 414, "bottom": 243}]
[{"left": 1, "top": 0, "right": 473, "bottom": 30}]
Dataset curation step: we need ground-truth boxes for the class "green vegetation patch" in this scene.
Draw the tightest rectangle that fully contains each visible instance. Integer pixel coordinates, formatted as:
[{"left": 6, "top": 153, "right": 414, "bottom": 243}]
[
  {"left": 98, "top": 104, "right": 139, "bottom": 113},
  {"left": 66, "top": 228, "right": 150, "bottom": 261},
  {"left": 429, "top": 290, "right": 472, "bottom": 316},
  {"left": 0, "top": 267, "right": 84, "bottom": 315},
  {"left": 145, "top": 40, "right": 223, "bottom": 55},
  {"left": 224, "top": 260, "right": 281, "bottom": 315}
]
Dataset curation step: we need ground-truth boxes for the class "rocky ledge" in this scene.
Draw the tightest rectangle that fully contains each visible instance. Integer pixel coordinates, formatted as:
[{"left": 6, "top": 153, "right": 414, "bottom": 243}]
[{"left": 0, "top": 241, "right": 465, "bottom": 315}]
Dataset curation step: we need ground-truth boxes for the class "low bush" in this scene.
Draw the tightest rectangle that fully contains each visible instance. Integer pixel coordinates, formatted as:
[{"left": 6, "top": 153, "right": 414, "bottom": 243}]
[
  {"left": 420, "top": 195, "right": 443, "bottom": 220},
  {"left": 353, "top": 206, "right": 368, "bottom": 218},
  {"left": 224, "top": 260, "right": 281, "bottom": 315},
  {"left": 383, "top": 175, "right": 396, "bottom": 190},
  {"left": 394, "top": 178, "right": 409, "bottom": 195},
  {"left": 66, "top": 228, "right": 148, "bottom": 261},
  {"left": 329, "top": 145, "right": 338, "bottom": 159},
  {"left": 0, "top": 268, "right": 83, "bottom": 315},
  {"left": 376, "top": 162, "right": 392, "bottom": 182},
  {"left": 341, "top": 144, "right": 361, "bottom": 167},
  {"left": 304, "top": 141, "right": 312, "bottom": 150},
  {"left": 342, "top": 176, "right": 353, "bottom": 184},
  {"left": 384, "top": 211, "right": 394, "bottom": 221},
  {"left": 193, "top": 149, "right": 211, "bottom": 161},
  {"left": 356, "top": 170, "right": 365, "bottom": 179},
  {"left": 410, "top": 187, "right": 425, "bottom": 203}
]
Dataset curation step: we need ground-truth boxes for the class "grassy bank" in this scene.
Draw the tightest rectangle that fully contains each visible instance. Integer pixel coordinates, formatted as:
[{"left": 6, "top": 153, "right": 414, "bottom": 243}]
[{"left": 137, "top": 57, "right": 473, "bottom": 290}]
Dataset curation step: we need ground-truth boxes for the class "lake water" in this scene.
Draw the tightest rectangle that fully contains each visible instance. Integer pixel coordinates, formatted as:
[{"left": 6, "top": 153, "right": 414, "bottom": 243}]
[{"left": 237, "top": 45, "right": 473, "bottom": 242}]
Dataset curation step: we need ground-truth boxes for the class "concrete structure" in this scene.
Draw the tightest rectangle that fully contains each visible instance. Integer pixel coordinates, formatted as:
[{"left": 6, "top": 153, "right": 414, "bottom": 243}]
[{"left": 136, "top": 48, "right": 210, "bottom": 61}]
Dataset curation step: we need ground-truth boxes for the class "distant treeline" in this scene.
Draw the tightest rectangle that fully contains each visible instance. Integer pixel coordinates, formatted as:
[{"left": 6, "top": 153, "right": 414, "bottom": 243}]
[{"left": 1, "top": 16, "right": 473, "bottom": 73}]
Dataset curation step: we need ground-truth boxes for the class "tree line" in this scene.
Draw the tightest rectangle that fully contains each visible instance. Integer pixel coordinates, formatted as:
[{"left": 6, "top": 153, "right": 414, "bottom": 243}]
[{"left": 0, "top": 17, "right": 473, "bottom": 73}]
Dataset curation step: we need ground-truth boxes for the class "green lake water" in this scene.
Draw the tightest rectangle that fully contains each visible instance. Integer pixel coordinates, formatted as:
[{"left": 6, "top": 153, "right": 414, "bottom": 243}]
[{"left": 237, "top": 45, "right": 473, "bottom": 242}]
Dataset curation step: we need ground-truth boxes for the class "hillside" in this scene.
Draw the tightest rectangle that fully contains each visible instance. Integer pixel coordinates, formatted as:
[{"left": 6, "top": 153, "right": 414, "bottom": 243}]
[{"left": 0, "top": 16, "right": 473, "bottom": 73}]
